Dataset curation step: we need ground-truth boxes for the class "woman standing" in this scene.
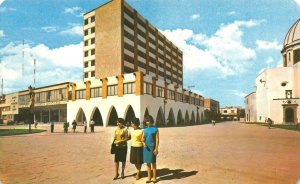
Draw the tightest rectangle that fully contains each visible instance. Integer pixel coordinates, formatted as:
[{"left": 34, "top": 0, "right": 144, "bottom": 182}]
[
  {"left": 72, "top": 120, "right": 77, "bottom": 133},
  {"left": 113, "top": 118, "right": 128, "bottom": 180},
  {"left": 129, "top": 118, "right": 144, "bottom": 180},
  {"left": 142, "top": 115, "right": 159, "bottom": 183}
]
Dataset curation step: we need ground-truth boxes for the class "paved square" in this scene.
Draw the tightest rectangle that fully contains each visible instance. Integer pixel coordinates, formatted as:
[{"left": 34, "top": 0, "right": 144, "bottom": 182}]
[{"left": 1, "top": 122, "right": 300, "bottom": 184}]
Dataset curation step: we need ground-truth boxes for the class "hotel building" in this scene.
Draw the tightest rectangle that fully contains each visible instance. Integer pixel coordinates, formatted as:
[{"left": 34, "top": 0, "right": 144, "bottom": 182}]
[{"left": 1, "top": 0, "right": 205, "bottom": 127}]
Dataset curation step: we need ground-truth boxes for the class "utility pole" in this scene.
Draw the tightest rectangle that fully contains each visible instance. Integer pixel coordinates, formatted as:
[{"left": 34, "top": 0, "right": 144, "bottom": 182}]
[
  {"left": 1, "top": 78, "right": 3, "bottom": 96},
  {"left": 34, "top": 58, "right": 36, "bottom": 84}
]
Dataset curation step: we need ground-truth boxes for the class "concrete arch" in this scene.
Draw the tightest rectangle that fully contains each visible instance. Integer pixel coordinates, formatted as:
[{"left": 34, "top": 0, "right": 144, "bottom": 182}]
[
  {"left": 75, "top": 108, "right": 86, "bottom": 125},
  {"left": 191, "top": 111, "right": 196, "bottom": 124},
  {"left": 90, "top": 107, "right": 103, "bottom": 126},
  {"left": 106, "top": 106, "right": 118, "bottom": 126},
  {"left": 167, "top": 108, "right": 175, "bottom": 127},
  {"left": 177, "top": 109, "right": 183, "bottom": 126},
  {"left": 185, "top": 110, "right": 190, "bottom": 125},
  {"left": 156, "top": 107, "right": 164, "bottom": 127},
  {"left": 124, "top": 105, "right": 136, "bottom": 125}
]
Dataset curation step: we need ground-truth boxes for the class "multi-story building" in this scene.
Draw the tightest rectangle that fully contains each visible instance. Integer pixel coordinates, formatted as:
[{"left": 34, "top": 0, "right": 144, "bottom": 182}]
[
  {"left": 1, "top": 0, "right": 205, "bottom": 127},
  {"left": 0, "top": 93, "right": 19, "bottom": 124},
  {"left": 83, "top": 0, "right": 183, "bottom": 87},
  {"left": 204, "top": 98, "right": 219, "bottom": 113}
]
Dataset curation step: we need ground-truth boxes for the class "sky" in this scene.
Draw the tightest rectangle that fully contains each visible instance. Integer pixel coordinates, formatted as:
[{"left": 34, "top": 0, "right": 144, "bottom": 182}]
[{"left": 0, "top": 0, "right": 299, "bottom": 107}]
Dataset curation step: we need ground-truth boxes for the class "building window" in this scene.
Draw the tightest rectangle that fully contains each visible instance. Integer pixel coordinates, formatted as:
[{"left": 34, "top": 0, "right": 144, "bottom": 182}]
[
  {"left": 231, "top": 110, "right": 234, "bottom": 113},
  {"left": 84, "top": 62, "right": 88, "bottom": 68},
  {"left": 91, "top": 49, "right": 95, "bottom": 55},
  {"left": 224, "top": 110, "right": 227, "bottom": 113},
  {"left": 84, "top": 72, "right": 88, "bottom": 78},
  {"left": 107, "top": 85, "right": 118, "bottom": 96},
  {"left": 84, "top": 19, "right": 88, "bottom": 25},
  {"left": 76, "top": 90, "right": 86, "bottom": 99},
  {"left": 143, "top": 82, "right": 152, "bottom": 95},
  {"left": 184, "top": 95, "right": 189, "bottom": 103},
  {"left": 91, "top": 27, "right": 95, "bottom": 33},
  {"left": 84, "top": 40, "right": 88, "bottom": 46},
  {"left": 91, "top": 16, "right": 95, "bottom": 22},
  {"left": 91, "top": 71, "right": 95, "bottom": 77},
  {"left": 123, "top": 82, "right": 136, "bottom": 94},
  {"left": 168, "top": 90, "right": 175, "bottom": 100},
  {"left": 91, "top": 38, "right": 95, "bottom": 45},
  {"left": 84, "top": 51, "right": 88, "bottom": 57},
  {"left": 90, "top": 87, "right": 102, "bottom": 98},
  {"left": 91, "top": 60, "right": 95, "bottom": 66},
  {"left": 176, "top": 92, "right": 183, "bottom": 102},
  {"left": 156, "top": 86, "right": 164, "bottom": 98},
  {"left": 84, "top": 30, "right": 88, "bottom": 36}
]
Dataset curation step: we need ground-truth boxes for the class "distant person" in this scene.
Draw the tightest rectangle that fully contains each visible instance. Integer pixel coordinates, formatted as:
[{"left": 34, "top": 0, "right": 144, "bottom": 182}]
[
  {"left": 211, "top": 119, "right": 215, "bottom": 126},
  {"left": 142, "top": 115, "right": 159, "bottom": 183},
  {"left": 90, "top": 119, "right": 95, "bottom": 132},
  {"left": 63, "top": 122, "right": 69, "bottom": 133},
  {"left": 129, "top": 118, "right": 144, "bottom": 180},
  {"left": 267, "top": 118, "right": 273, "bottom": 129},
  {"left": 72, "top": 120, "right": 77, "bottom": 133},
  {"left": 83, "top": 120, "right": 87, "bottom": 133},
  {"left": 34, "top": 120, "right": 38, "bottom": 128},
  {"left": 50, "top": 121, "right": 55, "bottom": 133},
  {"left": 113, "top": 118, "right": 128, "bottom": 180}
]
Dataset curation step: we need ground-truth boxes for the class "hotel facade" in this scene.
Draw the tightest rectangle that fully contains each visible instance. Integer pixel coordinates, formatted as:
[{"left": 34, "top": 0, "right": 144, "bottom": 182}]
[{"left": 0, "top": 0, "right": 205, "bottom": 127}]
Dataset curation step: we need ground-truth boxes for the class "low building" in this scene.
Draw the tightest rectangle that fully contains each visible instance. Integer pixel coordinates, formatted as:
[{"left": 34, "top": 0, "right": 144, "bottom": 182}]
[
  {"left": 0, "top": 93, "right": 19, "bottom": 124},
  {"left": 220, "top": 106, "right": 242, "bottom": 121}
]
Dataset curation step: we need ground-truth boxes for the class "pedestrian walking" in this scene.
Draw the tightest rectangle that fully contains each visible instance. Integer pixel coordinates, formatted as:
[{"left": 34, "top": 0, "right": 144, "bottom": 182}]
[
  {"left": 142, "top": 115, "right": 159, "bottom": 183},
  {"left": 84, "top": 120, "right": 87, "bottom": 133},
  {"left": 34, "top": 120, "right": 38, "bottom": 128},
  {"left": 112, "top": 118, "right": 128, "bottom": 180},
  {"left": 212, "top": 119, "right": 215, "bottom": 126},
  {"left": 63, "top": 122, "right": 69, "bottom": 133},
  {"left": 129, "top": 118, "right": 144, "bottom": 180},
  {"left": 72, "top": 120, "right": 77, "bottom": 133},
  {"left": 50, "top": 121, "right": 55, "bottom": 133},
  {"left": 267, "top": 118, "right": 273, "bottom": 129},
  {"left": 90, "top": 119, "right": 95, "bottom": 132}
]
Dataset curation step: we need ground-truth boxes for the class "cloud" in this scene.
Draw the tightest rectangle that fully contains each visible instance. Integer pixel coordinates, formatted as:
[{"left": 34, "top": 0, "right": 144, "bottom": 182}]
[
  {"left": 190, "top": 14, "right": 200, "bottom": 20},
  {"left": 227, "top": 11, "right": 236, "bottom": 15},
  {"left": 0, "top": 42, "right": 83, "bottom": 93},
  {"left": 0, "top": 7, "right": 16, "bottom": 13},
  {"left": 162, "top": 20, "right": 262, "bottom": 77},
  {"left": 228, "top": 90, "right": 248, "bottom": 98},
  {"left": 295, "top": 0, "right": 300, "bottom": 7},
  {"left": 0, "top": 0, "right": 4, "bottom": 6},
  {"left": 41, "top": 26, "right": 58, "bottom": 33},
  {"left": 256, "top": 40, "right": 282, "bottom": 50},
  {"left": 0, "top": 30, "right": 4, "bottom": 37},
  {"left": 59, "top": 24, "right": 82, "bottom": 36},
  {"left": 64, "top": 6, "right": 83, "bottom": 17}
]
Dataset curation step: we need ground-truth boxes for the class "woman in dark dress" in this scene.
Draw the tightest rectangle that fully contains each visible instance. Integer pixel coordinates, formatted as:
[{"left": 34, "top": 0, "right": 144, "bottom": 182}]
[
  {"left": 142, "top": 115, "right": 159, "bottom": 183},
  {"left": 113, "top": 118, "right": 128, "bottom": 180}
]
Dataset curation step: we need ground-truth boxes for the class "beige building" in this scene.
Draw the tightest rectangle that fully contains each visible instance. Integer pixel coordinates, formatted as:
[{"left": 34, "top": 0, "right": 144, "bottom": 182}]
[
  {"left": 0, "top": 93, "right": 18, "bottom": 124},
  {"left": 83, "top": 0, "right": 183, "bottom": 87},
  {"left": 204, "top": 98, "right": 219, "bottom": 113},
  {"left": 245, "top": 92, "right": 256, "bottom": 122},
  {"left": 246, "top": 18, "right": 300, "bottom": 124},
  {"left": 220, "top": 106, "right": 242, "bottom": 121}
]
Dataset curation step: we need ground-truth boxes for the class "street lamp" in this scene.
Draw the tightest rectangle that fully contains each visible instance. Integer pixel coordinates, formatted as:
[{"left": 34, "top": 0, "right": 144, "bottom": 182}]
[
  {"left": 163, "top": 99, "right": 167, "bottom": 126},
  {"left": 197, "top": 106, "right": 199, "bottom": 124},
  {"left": 28, "top": 85, "right": 35, "bottom": 133}
]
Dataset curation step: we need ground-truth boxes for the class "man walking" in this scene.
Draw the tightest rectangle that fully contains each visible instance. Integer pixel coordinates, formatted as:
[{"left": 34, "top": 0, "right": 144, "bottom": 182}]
[
  {"left": 50, "top": 121, "right": 55, "bottom": 133},
  {"left": 90, "top": 119, "right": 95, "bottom": 133}
]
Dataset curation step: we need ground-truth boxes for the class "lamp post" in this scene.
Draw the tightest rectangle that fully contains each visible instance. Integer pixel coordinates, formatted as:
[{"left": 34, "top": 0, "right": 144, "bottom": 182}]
[
  {"left": 197, "top": 106, "right": 199, "bottom": 124},
  {"left": 163, "top": 99, "right": 167, "bottom": 126},
  {"left": 28, "top": 85, "right": 35, "bottom": 133}
]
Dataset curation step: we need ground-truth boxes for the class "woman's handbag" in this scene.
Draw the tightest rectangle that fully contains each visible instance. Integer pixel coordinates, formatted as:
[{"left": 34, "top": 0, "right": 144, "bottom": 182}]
[{"left": 111, "top": 140, "right": 116, "bottom": 154}]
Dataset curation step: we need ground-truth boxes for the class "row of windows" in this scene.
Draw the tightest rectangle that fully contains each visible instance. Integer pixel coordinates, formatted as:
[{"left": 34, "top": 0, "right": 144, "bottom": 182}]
[
  {"left": 84, "top": 38, "right": 95, "bottom": 46},
  {"left": 76, "top": 90, "right": 86, "bottom": 99},
  {"left": 84, "top": 16, "right": 95, "bottom": 25},
  {"left": 18, "top": 89, "right": 67, "bottom": 105},
  {"left": 84, "top": 60, "right": 95, "bottom": 68},
  {"left": 84, "top": 27, "right": 95, "bottom": 36},
  {"left": 84, "top": 49, "right": 95, "bottom": 57},
  {"left": 123, "top": 82, "right": 136, "bottom": 94},
  {"left": 84, "top": 71, "right": 95, "bottom": 78},
  {"left": 91, "top": 87, "right": 102, "bottom": 98}
]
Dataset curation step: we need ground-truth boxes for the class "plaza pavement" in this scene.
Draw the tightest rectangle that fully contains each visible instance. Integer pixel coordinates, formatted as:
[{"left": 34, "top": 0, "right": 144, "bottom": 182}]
[{"left": 0, "top": 121, "right": 300, "bottom": 184}]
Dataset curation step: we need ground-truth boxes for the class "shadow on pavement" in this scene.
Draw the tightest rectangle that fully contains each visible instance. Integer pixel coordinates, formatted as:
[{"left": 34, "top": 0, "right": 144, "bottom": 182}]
[{"left": 139, "top": 168, "right": 198, "bottom": 181}]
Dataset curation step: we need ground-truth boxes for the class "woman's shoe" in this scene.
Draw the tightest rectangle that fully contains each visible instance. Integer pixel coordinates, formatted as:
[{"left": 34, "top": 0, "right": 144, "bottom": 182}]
[
  {"left": 121, "top": 173, "right": 125, "bottom": 179},
  {"left": 152, "top": 179, "right": 158, "bottom": 183},
  {"left": 113, "top": 174, "right": 119, "bottom": 180},
  {"left": 135, "top": 173, "right": 140, "bottom": 180},
  {"left": 146, "top": 179, "right": 152, "bottom": 183}
]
